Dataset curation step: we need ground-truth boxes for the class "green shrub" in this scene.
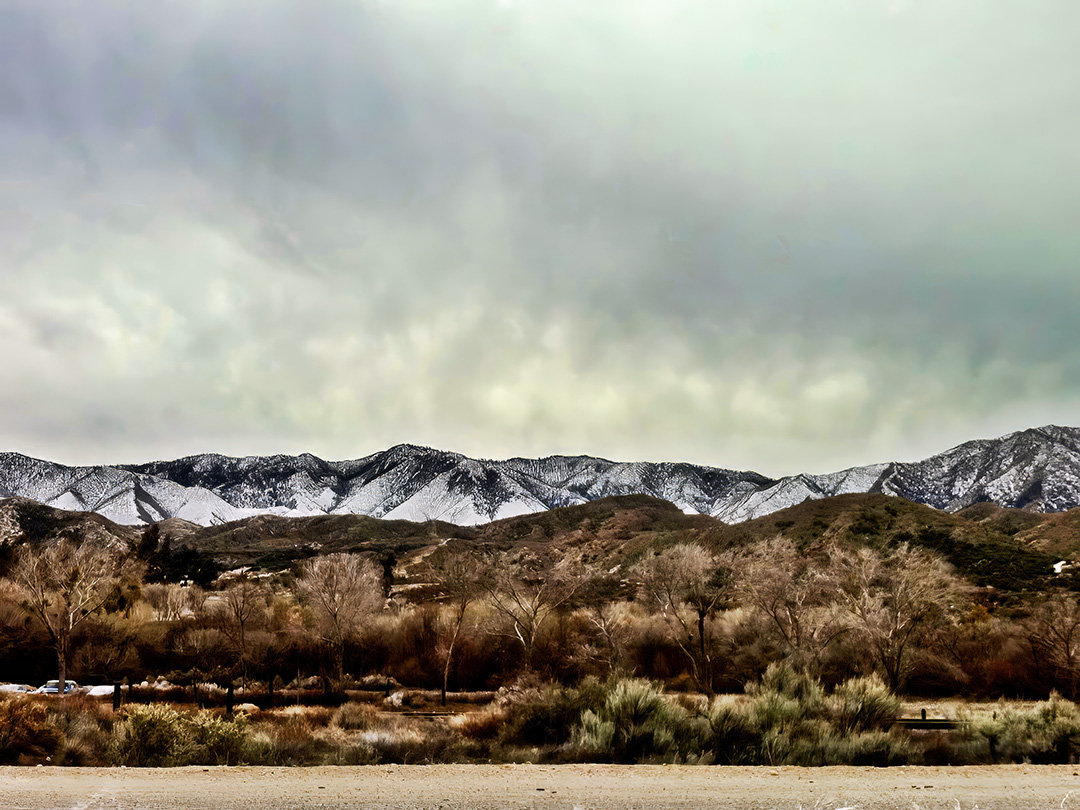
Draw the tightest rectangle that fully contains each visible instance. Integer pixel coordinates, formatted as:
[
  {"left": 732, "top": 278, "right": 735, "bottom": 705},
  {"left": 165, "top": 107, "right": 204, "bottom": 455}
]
[
  {"left": 755, "top": 663, "right": 826, "bottom": 705},
  {"left": 0, "top": 696, "right": 61, "bottom": 764},
  {"left": 110, "top": 704, "right": 190, "bottom": 766},
  {"left": 574, "top": 679, "right": 699, "bottom": 763},
  {"left": 789, "top": 728, "right": 913, "bottom": 767},
  {"left": 920, "top": 729, "right": 983, "bottom": 765},
  {"left": 499, "top": 679, "right": 606, "bottom": 747},
  {"left": 749, "top": 690, "right": 811, "bottom": 734},
  {"left": 187, "top": 711, "right": 248, "bottom": 765},
  {"left": 745, "top": 664, "right": 827, "bottom": 744},
  {"left": 238, "top": 730, "right": 279, "bottom": 765},
  {"left": 110, "top": 705, "right": 250, "bottom": 766},
  {"left": 705, "top": 698, "right": 759, "bottom": 764},
  {"left": 243, "top": 713, "right": 331, "bottom": 765},
  {"left": 706, "top": 667, "right": 915, "bottom": 766},
  {"left": 826, "top": 675, "right": 899, "bottom": 734},
  {"left": 240, "top": 727, "right": 337, "bottom": 766},
  {"left": 1034, "top": 695, "right": 1080, "bottom": 762},
  {"left": 327, "top": 740, "right": 379, "bottom": 765},
  {"left": 575, "top": 709, "right": 615, "bottom": 756},
  {"left": 966, "top": 694, "right": 1080, "bottom": 764}
]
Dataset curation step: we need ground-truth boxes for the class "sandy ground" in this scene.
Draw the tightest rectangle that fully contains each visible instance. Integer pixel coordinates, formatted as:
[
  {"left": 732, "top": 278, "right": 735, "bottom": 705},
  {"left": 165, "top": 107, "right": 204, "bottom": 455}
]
[{"left": 3, "top": 764, "right": 1080, "bottom": 810}]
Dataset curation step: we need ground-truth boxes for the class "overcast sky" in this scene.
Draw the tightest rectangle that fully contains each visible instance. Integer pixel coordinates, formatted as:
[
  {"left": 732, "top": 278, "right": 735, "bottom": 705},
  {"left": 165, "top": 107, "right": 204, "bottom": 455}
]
[{"left": 1, "top": 0, "right": 1077, "bottom": 474}]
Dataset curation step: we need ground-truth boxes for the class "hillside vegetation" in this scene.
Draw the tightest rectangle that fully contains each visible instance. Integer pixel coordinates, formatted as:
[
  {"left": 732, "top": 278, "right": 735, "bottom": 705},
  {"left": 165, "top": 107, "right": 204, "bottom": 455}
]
[
  {"left": 2, "top": 490, "right": 1079, "bottom": 707},
  {"left": 2, "top": 491, "right": 1074, "bottom": 593}
]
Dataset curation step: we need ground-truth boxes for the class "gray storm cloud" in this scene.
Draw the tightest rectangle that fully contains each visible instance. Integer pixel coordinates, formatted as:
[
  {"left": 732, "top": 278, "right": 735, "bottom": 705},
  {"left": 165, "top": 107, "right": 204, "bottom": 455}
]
[{"left": 1, "top": 0, "right": 1078, "bottom": 473}]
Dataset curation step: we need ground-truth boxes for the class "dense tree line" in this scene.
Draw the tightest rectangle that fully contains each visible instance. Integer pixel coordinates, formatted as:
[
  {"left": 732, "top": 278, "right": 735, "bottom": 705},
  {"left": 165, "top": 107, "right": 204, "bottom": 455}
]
[{"left": 1, "top": 523, "right": 1078, "bottom": 701}]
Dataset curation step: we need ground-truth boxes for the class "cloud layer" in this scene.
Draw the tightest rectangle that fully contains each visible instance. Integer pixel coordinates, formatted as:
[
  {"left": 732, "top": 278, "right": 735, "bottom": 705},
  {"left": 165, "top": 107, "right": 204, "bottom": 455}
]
[{"left": 2, "top": 0, "right": 1078, "bottom": 473}]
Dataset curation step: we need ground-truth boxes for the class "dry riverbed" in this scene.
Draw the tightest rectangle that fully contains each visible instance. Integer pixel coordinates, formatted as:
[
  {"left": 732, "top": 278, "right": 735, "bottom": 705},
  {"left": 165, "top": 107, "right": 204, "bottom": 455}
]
[{"left": 3, "top": 765, "right": 1080, "bottom": 810}]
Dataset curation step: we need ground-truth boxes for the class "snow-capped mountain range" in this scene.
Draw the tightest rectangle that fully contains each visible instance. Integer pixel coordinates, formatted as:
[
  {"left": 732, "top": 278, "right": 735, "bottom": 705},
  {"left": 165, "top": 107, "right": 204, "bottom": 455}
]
[{"left": 2, "top": 425, "right": 1079, "bottom": 527}]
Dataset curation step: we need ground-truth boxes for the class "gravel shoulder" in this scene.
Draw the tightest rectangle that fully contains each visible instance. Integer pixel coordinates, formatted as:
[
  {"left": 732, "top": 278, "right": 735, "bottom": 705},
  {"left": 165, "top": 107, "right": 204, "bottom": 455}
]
[{"left": 3, "top": 764, "right": 1080, "bottom": 810}]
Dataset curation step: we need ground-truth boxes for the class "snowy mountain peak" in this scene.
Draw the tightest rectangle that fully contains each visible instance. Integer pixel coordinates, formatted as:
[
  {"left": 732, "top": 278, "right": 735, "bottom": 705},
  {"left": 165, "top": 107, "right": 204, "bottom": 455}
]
[{"left": 2, "top": 426, "right": 1080, "bottom": 527}]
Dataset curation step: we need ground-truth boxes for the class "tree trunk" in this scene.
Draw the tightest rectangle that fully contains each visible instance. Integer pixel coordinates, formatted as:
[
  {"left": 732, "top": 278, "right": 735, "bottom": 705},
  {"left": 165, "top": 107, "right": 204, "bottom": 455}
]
[
  {"left": 57, "top": 631, "right": 70, "bottom": 698},
  {"left": 333, "top": 641, "right": 345, "bottom": 686},
  {"left": 442, "top": 623, "right": 462, "bottom": 707},
  {"left": 697, "top": 609, "right": 713, "bottom": 696},
  {"left": 883, "top": 646, "right": 903, "bottom": 693},
  {"left": 518, "top": 622, "right": 534, "bottom": 670}
]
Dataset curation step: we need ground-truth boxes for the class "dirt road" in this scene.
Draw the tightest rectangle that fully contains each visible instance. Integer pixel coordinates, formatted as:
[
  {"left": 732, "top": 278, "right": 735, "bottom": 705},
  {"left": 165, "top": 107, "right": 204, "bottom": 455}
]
[{"left": 3, "top": 764, "right": 1079, "bottom": 810}]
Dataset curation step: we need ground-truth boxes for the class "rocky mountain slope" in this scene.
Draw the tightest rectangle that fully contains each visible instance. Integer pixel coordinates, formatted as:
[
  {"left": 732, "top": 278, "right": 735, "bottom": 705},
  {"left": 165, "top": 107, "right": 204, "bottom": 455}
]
[
  {"left": 1, "top": 425, "right": 1078, "bottom": 527},
  {"left": 3, "top": 491, "right": 1069, "bottom": 595},
  {"left": 716, "top": 425, "right": 1080, "bottom": 522},
  {"left": 0, "top": 496, "right": 139, "bottom": 550},
  {"left": 0, "top": 445, "right": 771, "bottom": 526}
]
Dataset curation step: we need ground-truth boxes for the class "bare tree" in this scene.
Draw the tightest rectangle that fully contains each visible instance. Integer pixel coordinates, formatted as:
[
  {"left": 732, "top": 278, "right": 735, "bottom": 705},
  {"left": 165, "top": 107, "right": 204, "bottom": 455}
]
[
  {"left": 732, "top": 536, "right": 846, "bottom": 674},
  {"left": 172, "top": 625, "right": 227, "bottom": 698},
  {"left": 1025, "top": 592, "right": 1080, "bottom": 699},
  {"left": 431, "top": 550, "right": 484, "bottom": 705},
  {"left": 481, "top": 549, "right": 583, "bottom": 668},
  {"left": 0, "top": 578, "right": 30, "bottom": 665},
  {"left": 215, "top": 573, "right": 267, "bottom": 689},
  {"left": 8, "top": 539, "right": 128, "bottom": 694},
  {"left": 633, "top": 542, "right": 731, "bottom": 694},
  {"left": 832, "top": 543, "right": 961, "bottom": 692},
  {"left": 296, "top": 553, "right": 382, "bottom": 683},
  {"left": 580, "top": 600, "right": 637, "bottom": 675},
  {"left": 142, "top": 582, "right": 196, "bottom": 622}
]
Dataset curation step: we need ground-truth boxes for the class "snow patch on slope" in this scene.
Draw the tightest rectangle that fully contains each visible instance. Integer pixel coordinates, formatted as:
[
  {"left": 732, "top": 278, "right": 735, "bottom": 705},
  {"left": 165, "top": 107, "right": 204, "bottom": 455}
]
[{"left": 3, "top": 426, "right": 1080, "bottom": 527}]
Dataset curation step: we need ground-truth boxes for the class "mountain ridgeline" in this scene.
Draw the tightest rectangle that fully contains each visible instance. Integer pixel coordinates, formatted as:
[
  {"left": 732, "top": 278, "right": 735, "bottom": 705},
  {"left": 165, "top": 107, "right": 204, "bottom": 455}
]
[{"left": 1, "top": 425, "right": 1080, "bottom": 528}]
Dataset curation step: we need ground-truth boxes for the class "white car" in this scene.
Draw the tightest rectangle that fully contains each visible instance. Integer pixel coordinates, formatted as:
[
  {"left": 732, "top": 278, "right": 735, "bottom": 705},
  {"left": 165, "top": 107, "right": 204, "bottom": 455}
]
[{"left": 35, "top": 680, "right": 80, "bottom": 695}]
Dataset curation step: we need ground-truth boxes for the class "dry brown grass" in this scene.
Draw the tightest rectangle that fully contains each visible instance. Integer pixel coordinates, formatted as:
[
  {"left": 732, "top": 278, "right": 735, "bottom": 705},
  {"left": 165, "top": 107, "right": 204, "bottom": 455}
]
[
  {"left": 898, "top": 697, "right": 1043, "bottom": 721},
  {"left": 451, "top": 705, "right": 507, "bottom": 740}
]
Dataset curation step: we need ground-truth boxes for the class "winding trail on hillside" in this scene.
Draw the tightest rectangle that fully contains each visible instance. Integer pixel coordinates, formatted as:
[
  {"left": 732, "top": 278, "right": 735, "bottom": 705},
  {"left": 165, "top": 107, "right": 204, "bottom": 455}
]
[{"left": 3, "top": 764, "right": 1080, "bottom": 810}]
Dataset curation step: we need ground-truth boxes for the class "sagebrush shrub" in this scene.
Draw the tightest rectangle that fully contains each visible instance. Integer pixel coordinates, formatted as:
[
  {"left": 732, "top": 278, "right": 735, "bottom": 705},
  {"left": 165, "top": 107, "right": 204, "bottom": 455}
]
[
  {"left": 240, "top": 727, "right": 337, "bottom": 765},
  {"left": 48, "top": 700, "right": 113, "bottom": 766},
  {"left": 783, "top": 727, "right": 912, "bottom": 767},
  {"left": 110, "top": 704, "right": 250, "bottom": 766},
  {"left": 332, "top": 701, "right": 377, "bottom": 731},
  {"left": 964, "top": 694, "right": 1080, "bottom": 764},
  {"left": 707, "top": 667, "right": 914, "bottom": 766},
  {"left": 0, "top": 696, "right": 61, "bottom": 764},
  {"left": 187, "top": 711, "right": 248, "bottom": 765},
  {"left": 110, "top": 704, "right": 190, "bottom": 766},
  {"left": 745, "top": 665, "right": 826, "bottom": 742},
  {"left": 574, "top": 679, "right": 699, "bottom": 763},
  {"left": 755, "top": 663, "right": 825, "bottom": 706},
  {"left": 826, "top": 675, "right": 899, "bottom": 733},
  {"left": 499, "top": 678, "right": 605, "bottom": 747},
  {"left": 705, "top": 698, "right": 758, "bottom": 765}
]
